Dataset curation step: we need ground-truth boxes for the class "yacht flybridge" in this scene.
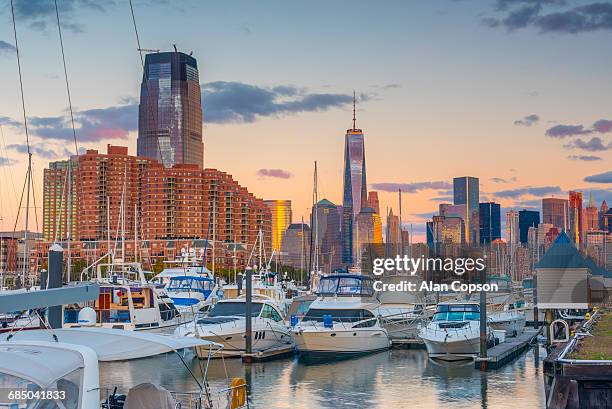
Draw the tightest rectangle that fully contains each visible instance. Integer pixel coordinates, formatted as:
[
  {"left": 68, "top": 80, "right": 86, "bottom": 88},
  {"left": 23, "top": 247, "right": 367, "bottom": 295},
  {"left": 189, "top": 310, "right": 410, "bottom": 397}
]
[{"left": 293, "top": 274, "right": 391, "bottom": 357}]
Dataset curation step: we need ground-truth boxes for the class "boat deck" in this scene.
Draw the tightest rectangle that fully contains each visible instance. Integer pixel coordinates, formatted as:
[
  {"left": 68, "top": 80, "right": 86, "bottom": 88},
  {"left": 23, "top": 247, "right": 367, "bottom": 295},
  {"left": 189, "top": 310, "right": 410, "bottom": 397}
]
[{"left": 475, "top": 327, "right": 542, "bottom": 370}]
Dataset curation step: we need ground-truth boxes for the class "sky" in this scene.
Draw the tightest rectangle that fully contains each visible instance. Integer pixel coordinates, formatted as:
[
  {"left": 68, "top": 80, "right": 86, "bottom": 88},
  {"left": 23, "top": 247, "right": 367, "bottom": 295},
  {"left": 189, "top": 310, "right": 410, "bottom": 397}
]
[{"left": 0, "top": 0, "right": 611, "bottom": 241}]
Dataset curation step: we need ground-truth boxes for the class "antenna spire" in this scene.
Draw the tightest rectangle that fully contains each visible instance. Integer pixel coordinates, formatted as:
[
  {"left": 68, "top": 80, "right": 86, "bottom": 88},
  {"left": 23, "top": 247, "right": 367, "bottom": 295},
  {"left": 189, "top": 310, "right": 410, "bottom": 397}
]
[{"left": 352, "top": 90, "right": 357, "bottom": 130}]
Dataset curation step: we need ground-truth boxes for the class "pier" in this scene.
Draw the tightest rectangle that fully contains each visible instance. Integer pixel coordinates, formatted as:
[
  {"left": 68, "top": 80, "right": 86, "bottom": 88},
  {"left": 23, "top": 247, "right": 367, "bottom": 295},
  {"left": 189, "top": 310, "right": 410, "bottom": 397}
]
[{"left": 475, "top": 328, "right": 542, "bottom": 370}]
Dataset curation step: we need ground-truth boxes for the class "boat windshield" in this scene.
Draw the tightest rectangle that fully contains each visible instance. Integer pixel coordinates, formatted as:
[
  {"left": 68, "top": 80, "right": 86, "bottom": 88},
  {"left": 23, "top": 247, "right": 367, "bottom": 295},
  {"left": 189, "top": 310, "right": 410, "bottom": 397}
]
[
  {"left": 167, "top": 277, "right": 214, "bottom": 292},
  {"left": 316, "top": 276, "right": 374, "bottom": 297},
  {"left": 0, "top": 369, "right": 81, "bottom": 409},
  {"left": 207, "top": 302, "right": 263, "bottom": 317},
  {"left": 302, "top": 308, "right": 375, "bottom": 323},
  {"left": 433, "top": 304, "right": 480, "bottom": 322}
]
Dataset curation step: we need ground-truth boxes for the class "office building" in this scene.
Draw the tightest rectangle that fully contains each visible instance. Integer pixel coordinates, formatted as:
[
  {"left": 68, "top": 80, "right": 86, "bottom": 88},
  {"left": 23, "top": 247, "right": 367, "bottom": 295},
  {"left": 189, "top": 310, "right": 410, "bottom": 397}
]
[
  {"left": 568, "top": 191, "right": 583, "bottom": 245},
  {"left": 341, "top": 95, "right": 367, "bottom": 266},
  {"left": 137, "top": 51, "right": 204, "bottom": 167},
  {"left": 518, "top": 209, "right": 540, "bottom": 244},
  {"left": 311, "top": 199, "right": 343, "bottom": 273},
  {"left": 453, "top": 176, "right": 479, "bottom": 245},
  {"left": 264, "top": 200, "right": 292, "bottom": 253},
  {"left": 584, "top": 193, "right": 599, "bottom": 233},
  {"left": 386, "top": 208, "right": 401, "bottom": 244},
  {"left": 506, "top": 210, "right": 519, "bottom": 244},
  {"left": 479, "top": 202, "right": 501, "bottom": 245},
  {"left": 280, "top": 223, "right": 311, "bottom": 271},
  {"left": 367, "top": 191, "right": 380, "bottom": 215},
  {"left": 542, "top": 197, "right": 568, "bottom": 232}
]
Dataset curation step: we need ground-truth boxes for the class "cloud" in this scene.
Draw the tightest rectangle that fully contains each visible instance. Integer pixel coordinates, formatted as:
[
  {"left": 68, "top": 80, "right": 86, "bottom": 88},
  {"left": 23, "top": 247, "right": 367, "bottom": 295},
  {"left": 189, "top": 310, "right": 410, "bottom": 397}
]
[
  {"left": 0, "top": 157, "right": 17, "bottom": 166},
  {"left": 6, "top": 143, "right": 72, "bottom": 160},
  {"left": 568, "top": 154, "right": 602, "bottom": 161},
  {"left": 545, "top": 124, "right": 590, "bottom": 138},
  {"left": 514, "top": 114, "right": 540, "bottom": 126},
  {"left": 563, "top": 137, "right": 612, "bottom": 152},
  {"left": 0, "top": 40, "right": 16, "bottom": 55},
  {"left": 494, "top": 185, "right": 562, "bottom": 198},
  {"left": 256, "top": 168, "right": 293, "bottom": 179},
  {"left": 0, "top": 116, "right": 21, "bottom": 128},
  {"left": 369, "top": 181, "right": 452, "bottom": 193},
  {"left": 430, "top": 195, "right": 454, "bottom": 203},
  {"left": 202, "top": 81, "right": 357, "bottom": 124},
  {"left": 485, "top": 1, "right": 612, "bottom": 34},
  {"left": 584, "top": 171, "right": 612, "bottom": 183},
  {"left": 12, "top": 0, "right": 112, "bottom": 33},
  {"left": 593, "top": 119, "right": 612, "bottom": 133},
  {"left": 490, "top": 177, "right": 518, "bottom": 183}
]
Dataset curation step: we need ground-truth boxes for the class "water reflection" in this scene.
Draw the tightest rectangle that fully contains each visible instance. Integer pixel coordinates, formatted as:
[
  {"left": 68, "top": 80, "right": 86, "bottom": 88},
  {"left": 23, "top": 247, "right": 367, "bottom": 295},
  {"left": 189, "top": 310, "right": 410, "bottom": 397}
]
[{"left": 99, "top": 346, "right": 547, "bottom": 409}]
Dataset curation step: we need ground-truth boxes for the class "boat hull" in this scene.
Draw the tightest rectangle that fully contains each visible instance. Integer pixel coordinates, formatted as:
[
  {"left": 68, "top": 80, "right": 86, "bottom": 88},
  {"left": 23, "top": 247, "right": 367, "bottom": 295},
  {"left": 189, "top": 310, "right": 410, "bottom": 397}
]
[
  {"left": 420, "top": 334, "right": 481, "bottom": 361},
  {"left": 489, "top": 312, "right": 526, "bottom": 337},
  {"left": 293, "top": 327, "right": 390, "bottom": 356}
]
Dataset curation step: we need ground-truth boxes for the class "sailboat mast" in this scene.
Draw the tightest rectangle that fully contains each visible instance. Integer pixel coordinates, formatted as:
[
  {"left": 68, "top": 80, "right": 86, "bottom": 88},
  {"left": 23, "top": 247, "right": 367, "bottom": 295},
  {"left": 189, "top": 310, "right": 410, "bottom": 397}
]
[
  {"left": 398, "top": 188, "right": 403, "bottom": 252},
  {"left": 313, "top": 161, "right": 319, "bottom": 273},
  {"left": 134, "top": 203, "right": 138, "bottom": 262},
  {"left": 66, "top": 159, "right": 72, "bottom": 282},
  {"left": 23, "top": 154, "right": 31, "bottom": 287}
]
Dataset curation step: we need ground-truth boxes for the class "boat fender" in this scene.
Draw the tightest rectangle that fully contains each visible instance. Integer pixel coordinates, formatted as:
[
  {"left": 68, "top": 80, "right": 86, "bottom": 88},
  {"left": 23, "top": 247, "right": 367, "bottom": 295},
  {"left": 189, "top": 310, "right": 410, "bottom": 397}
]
[{"left": 230, "top": 377, "right": 247, "bottom": 409}]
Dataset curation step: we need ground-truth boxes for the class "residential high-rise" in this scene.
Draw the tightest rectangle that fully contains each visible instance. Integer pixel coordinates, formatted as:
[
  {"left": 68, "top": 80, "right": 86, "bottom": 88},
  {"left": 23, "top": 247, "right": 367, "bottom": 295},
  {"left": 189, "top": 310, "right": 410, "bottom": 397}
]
[
  {"left": 264, "top": 200, "right": 292, "bottom": 253},
  {"left": 584, "top": 193, "right": 599, "bottom": 232},
  {"left": 506, "top": 210, "right": 519, "bottom": 244},
  {"left": 367, "top": 191, "right": 380, "bottom": 215},
  {"left": 453, "top": 176, "right": 479, "bottom": 245},
  {"left": 137, "top": 51, "right": 203, "bottom": 167},
  {"left": 518, "top": 209, "right": 540, "bottom": 244},
  {"left": 311, "top": 199, "right": 342, "bottom": 273},
  {"left": 542, "top": 198, "right": 568, "bottom": 232},
  {"left": 479, "top": 202, "right": 501, "bottom": 245},
  {"left": 42, "top": 157, "right": 78, "bottom": 242},
  {"left": 568, "top": 191, "right": 583, "bottom": 245},
  {"left": 341, "top": 94, "right": 367, "bottom": 266}
]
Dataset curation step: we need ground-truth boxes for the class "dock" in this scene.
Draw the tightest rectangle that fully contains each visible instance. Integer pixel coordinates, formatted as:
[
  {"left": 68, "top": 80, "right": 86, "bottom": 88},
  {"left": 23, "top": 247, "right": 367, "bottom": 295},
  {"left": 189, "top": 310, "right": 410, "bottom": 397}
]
[
  {"left": 241, "top": 345, "right": 296, "bottom": 363},
  {"left": 390, "top": 338, "right": 426, "bottom": 349},
  {"left": 474, "top": 328, "right": 542, "bottom": 370}
]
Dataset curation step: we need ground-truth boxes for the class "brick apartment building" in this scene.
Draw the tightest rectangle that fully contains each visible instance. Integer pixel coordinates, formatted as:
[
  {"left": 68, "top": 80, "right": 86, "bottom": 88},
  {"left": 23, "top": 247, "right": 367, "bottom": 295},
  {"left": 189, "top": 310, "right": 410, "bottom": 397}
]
[{"left": 41, "top": 145, "right": 271, "bottom": 270}]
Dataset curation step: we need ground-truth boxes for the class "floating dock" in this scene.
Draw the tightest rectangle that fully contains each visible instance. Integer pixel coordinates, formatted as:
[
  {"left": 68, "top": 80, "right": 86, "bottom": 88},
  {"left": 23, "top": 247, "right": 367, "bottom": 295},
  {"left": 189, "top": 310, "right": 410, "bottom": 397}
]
[
  {"left": 475, "top": 328, "right": 542, "bottom": 370},
  {"left": 241, "top": 345, "right": 295, "bottom": 363}
]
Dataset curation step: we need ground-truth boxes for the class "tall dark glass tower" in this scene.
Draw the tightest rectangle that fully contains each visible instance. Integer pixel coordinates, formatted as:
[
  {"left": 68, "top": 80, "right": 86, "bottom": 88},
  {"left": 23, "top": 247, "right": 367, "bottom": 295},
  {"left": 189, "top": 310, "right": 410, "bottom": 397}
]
[
  {"left": 453, "top": 176, "right": 480, "bottom": 246},
  {"left": 137, "top": 51, "right": 203, "bottom": 167},
  {"left": 479, "top": 202, "right": 501, "bottom": 245},
  {"left": 341, "top": 93, "right": 367, "bottom": 266},
  {"left": 518, "top": 209, "right": 540, "bottom": 244}
]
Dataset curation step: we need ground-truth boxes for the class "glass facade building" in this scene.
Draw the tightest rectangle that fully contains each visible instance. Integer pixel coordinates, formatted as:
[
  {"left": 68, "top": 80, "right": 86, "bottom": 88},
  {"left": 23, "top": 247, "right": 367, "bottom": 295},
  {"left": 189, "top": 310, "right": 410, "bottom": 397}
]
[
  {"left": 453, "top": 176, "right": 480, "bottom": 245},
  {"left": 137, "top": 51, "right": 203, "bottom": 167},
  {"left": 542, "top": 197, "right": 568, "bottom": 232},
  {"left": 311, "top": 199, "right": 343, "bottom": 273},
  {"left": 479, "top": 202, "right": 501, "bottom": 245},
  {"left": 518, "top": 209, "right": 540, "bottom": 244},
  {"left": 341, "top": 128, "right": 367, "bottom": 266},
  {"left": 264, "top": 200, "right": 292, "bottom": 253}
]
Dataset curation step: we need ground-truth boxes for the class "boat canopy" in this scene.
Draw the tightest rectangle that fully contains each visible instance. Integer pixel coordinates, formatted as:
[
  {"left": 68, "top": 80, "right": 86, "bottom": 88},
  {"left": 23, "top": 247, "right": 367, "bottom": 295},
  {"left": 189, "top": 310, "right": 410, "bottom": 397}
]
[
  {"left": 154, "top": 267, "right": 211, "bottom": 279},
  {"left": 5, "top": 327, "right": 223, "bottom": 361},
  {"left": 316, "top": 274, "right": 375, "bottom": 297},
  {"left": 0, "top": 341, "right": 94, "bottom": 388}
]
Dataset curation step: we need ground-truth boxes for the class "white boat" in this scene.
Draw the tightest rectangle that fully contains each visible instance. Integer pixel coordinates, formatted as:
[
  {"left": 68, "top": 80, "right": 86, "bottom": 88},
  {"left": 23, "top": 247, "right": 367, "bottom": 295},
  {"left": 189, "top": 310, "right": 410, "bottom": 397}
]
[
  {"left": 489, "top": 303, "right": 526, "bottom": 337},
  {"left": 292, "top": 274, "right": 390, "bottom": 357},
  {"left": 174, "top": 295, "right": 294, "bottom": 357},
  {"left": 0, "top": 328, "right": 247, "bottom": 409},
  {"left": 221, "top": 271, "right": 297, "bottom": 315},
  {"left": 64, "top": 261, "right": 182, "bottom": 332},
  {"left": 419, "top": 302, "right": 495, "bottom": 361},
  {"left": 164, "top": 275, "right": 219, "bottom": 316}
]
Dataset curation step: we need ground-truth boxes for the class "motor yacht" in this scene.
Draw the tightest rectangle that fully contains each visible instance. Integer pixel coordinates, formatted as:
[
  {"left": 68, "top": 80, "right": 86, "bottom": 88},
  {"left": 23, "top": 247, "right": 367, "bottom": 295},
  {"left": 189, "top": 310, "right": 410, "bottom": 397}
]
[
  {"left": 419, "top": 302, "right": 496, "bottom": 361},
  {"left": 292, "top": 274, "right": 390, "bottom": 357},
  {"left": 174, "top": 295, "right": 294, "bottom": 358},
  {"left": 488, "top": 302, "right": 527, "bottom": 337},
  {"left": 165, "top": 275, "right": 219, "bottom": 316}
]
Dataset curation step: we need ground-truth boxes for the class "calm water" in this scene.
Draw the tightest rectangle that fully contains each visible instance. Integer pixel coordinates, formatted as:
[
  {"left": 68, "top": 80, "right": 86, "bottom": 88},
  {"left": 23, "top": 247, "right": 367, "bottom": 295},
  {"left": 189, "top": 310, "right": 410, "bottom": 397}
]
[{"left": 100, "top": 346, "right": 547, "bottom": 409}]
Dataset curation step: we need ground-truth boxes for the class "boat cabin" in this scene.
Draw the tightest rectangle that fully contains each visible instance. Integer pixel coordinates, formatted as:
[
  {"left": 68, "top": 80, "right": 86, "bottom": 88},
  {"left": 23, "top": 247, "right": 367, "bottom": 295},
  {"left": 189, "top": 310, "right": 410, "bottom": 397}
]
[
  {"left": 432, "top": 303, "right": 480, "bottom": 324},
  {"left": 315, "top": 274, "right": 375, "bottom": 297}
]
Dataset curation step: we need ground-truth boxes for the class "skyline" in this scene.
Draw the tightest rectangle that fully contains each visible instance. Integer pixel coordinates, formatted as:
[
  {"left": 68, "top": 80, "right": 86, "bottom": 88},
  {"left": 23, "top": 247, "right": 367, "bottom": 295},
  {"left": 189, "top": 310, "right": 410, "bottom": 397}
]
[{"left": 0, "top": 0, "right": 611, "bottom": 240}]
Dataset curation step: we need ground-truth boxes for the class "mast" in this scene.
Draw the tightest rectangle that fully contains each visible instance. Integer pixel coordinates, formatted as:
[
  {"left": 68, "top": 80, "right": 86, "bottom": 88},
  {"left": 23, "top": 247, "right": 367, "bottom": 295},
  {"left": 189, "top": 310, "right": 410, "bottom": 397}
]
[
  {"left": 66, "top": 159, "right": 72, "bottom": 282},
  {"left": 300, "top": 216, "right": 304, "bottom": 285},
  {"left": 399, "top": 188, "right": 403, "bottom": 252},
  {"left": 313, "top": 161, "right": 319, "bottom": 273},
  {"left": 107, "top": 196, "right": 111, "bottom": 261},
  {"left": 352, "top": 90, "right": 357, "bottom": 130},
  {"left": 23, "top": 155, "right": 31, "bottom": 287},
  {"left": 134, "top": 203, "right": 138, "bottom": 262},
  {"left": 121, "top": 163, "right": 126, "bottom": 261},
  {"left": 212, "top": 194, "right": 216, "bottom": 275}
]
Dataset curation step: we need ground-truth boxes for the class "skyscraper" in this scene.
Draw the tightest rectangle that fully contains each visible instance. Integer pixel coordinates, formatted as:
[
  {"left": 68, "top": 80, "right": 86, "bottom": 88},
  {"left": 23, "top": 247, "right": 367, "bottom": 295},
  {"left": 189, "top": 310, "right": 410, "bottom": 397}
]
[
  {"left": 568, "top": 191, "right": 583, "bottom": 245},
  {"left": 354, "top": 207, "right": 383, "bottom": 259},
  {"left": 138, "top": 51, "right": 204, "bottom": 167},
  {"left": 280, "top": 223, "right": 311, "bottom": 271},
  {"left": 264, "top": 200, "right": 292, "bottom": 253},
  {"left": 386, "top": 208, "right": 401, "bottom": 244},
  {"left": 584, "top": 193, "right": 599, "bottom": 232},
  {"left": 341, "top": 93, "right": 367, "bottom": 266},
  {"left": 542, "top": 198, "right": 568, "bottom": 232},
  {"left": 453, "top": 176, "right": 479, "bottom": 245},
  {"left": 479, "top": 202, "right": 501, "bottom": 245},
  {"left": 311, "top": 199, "right": 342, "bottom": 273},
  {"left": 506, "top": 210, "right": 519, "bottom": 244},
  {"left": 367, "top": 191, "right": 380, "bottom": 215},
  {"left": 600, "top": 200, "right": 609, "bottom": 230},
  {"left": 518, "top": 209, "right": 539, "bottom": 244}
]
